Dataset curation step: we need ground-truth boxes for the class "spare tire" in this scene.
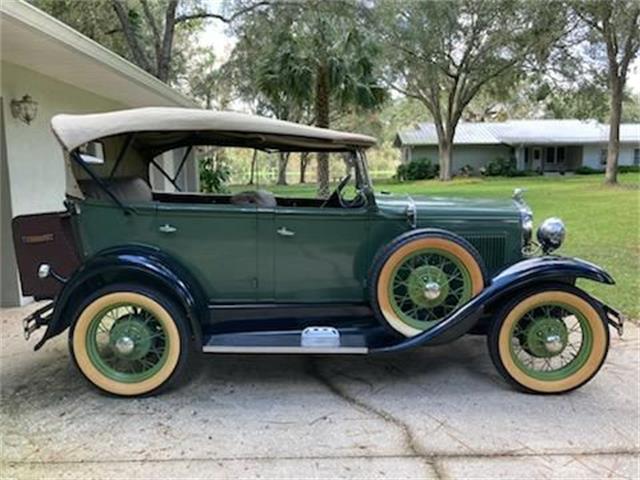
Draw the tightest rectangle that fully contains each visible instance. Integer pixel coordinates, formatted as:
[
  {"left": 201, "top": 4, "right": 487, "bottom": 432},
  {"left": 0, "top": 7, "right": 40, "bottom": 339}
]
[{"left": 370, "top": 229, "right": 487, "bottom": 337}]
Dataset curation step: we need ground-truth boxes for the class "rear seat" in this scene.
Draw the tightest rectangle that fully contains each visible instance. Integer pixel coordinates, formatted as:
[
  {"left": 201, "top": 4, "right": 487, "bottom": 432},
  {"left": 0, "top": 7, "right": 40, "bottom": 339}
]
[{"left": 79, "top": 177, "right": 153, "bottom": 203}]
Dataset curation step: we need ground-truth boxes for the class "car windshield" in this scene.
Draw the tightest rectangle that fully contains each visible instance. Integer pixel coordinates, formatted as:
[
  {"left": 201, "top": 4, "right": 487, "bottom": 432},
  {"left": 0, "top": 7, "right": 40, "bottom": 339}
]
[{"left": 149, "top": 146, "right": 371, "bottom": 201}]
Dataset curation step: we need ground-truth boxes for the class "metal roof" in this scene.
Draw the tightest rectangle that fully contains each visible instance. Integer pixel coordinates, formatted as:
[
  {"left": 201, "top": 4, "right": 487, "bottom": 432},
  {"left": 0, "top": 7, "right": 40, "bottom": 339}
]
[{"left": 396, "top": 120, "right": 640, "bottom": 147}]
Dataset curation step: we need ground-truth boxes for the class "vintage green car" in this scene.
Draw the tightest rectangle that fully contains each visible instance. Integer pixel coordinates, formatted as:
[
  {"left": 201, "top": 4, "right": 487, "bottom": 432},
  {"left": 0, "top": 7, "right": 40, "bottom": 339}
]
[{"left": 13, "top": 108, "right": 623, "bottom": 397}]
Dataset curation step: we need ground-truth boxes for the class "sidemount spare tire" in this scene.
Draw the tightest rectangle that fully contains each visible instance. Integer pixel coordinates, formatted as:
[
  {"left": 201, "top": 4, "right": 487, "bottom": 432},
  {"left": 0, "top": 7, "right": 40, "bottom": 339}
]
[{"left": 370, "top": 229, "right": 487, "bottom": 337}]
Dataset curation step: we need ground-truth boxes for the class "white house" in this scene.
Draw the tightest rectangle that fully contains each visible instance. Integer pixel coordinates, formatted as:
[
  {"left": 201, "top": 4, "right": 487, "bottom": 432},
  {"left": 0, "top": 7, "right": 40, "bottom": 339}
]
[
  {"left": 1, "top": 1, "right": 198, "bottom": 306},
  {"left": 395, "top": 119, "right": 640, "bottom": 173}
]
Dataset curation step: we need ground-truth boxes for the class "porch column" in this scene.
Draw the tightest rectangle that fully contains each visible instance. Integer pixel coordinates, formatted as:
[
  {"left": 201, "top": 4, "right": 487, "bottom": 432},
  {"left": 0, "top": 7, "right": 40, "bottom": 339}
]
[{"left": 515, "top": 145, "right": 525, "bottom": 171}]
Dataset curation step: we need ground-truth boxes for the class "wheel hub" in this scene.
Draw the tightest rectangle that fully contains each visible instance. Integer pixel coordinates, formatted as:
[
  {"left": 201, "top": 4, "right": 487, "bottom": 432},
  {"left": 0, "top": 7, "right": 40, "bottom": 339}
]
[
  {"left": 424, "top": 282, "right": 441, "bottom": 300},
  {"left": 109, "top": 316, "right": 154, "bottom": 360},
  {"left": 524, "top": 317, "right": 568, "bottom": 358},
  {"left": 407, "top": 266, "right": 449, "bottom": 307},
  {"left": 114, "top": 336, "right": 135, "bottom": 355}
]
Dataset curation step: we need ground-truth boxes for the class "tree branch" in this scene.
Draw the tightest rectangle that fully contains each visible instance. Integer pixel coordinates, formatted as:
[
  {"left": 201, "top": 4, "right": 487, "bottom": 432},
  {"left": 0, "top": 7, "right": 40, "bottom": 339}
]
[
  {"left": 139, "top": 0, "right": 162, "bottom": 58},
  {"left": 175, "top": 1, "right": 270, "bottom": 24},
  {"left": 111, "top": 0, "right": 154, "bottom": 74}
]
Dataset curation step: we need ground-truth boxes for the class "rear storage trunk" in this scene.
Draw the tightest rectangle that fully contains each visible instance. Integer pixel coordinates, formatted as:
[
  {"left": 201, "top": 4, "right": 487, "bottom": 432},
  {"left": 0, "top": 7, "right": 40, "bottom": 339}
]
[{"left": 12, "top": 211, "right": 81, "bottom": 299}]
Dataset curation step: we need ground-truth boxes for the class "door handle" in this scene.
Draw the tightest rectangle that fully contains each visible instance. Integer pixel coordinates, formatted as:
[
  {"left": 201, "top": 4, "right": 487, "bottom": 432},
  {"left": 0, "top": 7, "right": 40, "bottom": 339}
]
[
  {"left": 159, "top": 224, "right": 177, "bottom": 234},
  {"left": 277, "top": 227, "right": 295, "bottom": 237}
]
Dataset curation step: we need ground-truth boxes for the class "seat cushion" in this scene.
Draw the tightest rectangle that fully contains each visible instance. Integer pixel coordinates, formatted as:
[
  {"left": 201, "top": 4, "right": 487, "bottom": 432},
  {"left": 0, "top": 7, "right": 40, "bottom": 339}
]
[
  {"left": 79, "top": 177, "right": 152, "bottom": 203},
  {"left": 230, "top": 190, "right": 277, "bottom": 208}
]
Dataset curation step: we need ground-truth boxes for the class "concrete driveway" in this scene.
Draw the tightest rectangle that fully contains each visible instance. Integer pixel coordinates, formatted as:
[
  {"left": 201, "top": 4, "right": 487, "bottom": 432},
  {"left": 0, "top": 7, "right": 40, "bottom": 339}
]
[{"left": 1, "top": 303, "right": 638, "bottom": 479}]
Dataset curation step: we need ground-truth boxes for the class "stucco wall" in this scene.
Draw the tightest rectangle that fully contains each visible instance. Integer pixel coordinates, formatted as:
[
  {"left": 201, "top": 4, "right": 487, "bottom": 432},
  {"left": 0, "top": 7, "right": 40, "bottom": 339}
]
[
  {"left": 1, "top": 61, "right": 127, "bottom": 306},
  {"left": 407, "top": 145, "right": 512, "bottom": 173},
  {"left": 1, "top": 61, "right": 126, "bottom": 216},
  {"left": 582, "top": 144, "right": 639, "bottom": 169}
]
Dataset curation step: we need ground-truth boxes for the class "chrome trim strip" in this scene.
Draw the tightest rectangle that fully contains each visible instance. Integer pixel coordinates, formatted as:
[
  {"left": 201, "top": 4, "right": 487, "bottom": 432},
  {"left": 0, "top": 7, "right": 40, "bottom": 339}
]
[{"left": 202, "top": 345, "right": 368, "bottom": 354}]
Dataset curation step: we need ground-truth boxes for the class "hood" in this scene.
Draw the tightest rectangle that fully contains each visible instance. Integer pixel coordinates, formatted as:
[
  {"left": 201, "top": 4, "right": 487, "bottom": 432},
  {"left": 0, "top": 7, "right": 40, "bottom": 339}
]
[{"left": 375, "top": 193, "right": 521, "bottom": 219}]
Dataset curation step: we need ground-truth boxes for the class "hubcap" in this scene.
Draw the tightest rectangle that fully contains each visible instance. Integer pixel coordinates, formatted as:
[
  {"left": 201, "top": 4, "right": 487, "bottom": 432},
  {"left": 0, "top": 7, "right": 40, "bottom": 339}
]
[
  {"left": 115, "top": 336, "right": 135, "bottom": 355},
  {"left": 544, "top": 334, "right": 564, "bottom": 354},
  {"left": 424, "top": 282, "right": 441, "bottom": 300}
]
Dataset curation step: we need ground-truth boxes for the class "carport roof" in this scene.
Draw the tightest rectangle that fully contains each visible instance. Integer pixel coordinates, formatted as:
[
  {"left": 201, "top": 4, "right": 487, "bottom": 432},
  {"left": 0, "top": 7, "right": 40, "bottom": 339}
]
[
  {"left": 395, "top": 120, "right": 640, "bottom": 147},
  {"left": 0, "top": 0, "right": 197, "bottom": 108}
]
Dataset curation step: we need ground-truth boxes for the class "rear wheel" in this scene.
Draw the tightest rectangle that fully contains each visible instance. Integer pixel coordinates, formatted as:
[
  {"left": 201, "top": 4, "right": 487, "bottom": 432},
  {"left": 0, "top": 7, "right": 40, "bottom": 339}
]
[
  {"left": 69, "top": 284, "right": 191, "bottom": 397},
  {"left": 371, "top": 231, "right": 485, "bottom": 337},
  {"left": 488, "top": 284, "right": 609, "bottom": 394}
]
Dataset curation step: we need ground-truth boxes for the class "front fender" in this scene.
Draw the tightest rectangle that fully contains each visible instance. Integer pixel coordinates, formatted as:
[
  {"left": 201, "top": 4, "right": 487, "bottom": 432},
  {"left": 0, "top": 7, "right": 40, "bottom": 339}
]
[
  {"left": 373, "top": 256, "right": 614, "bottom": 353},
  {"left": 35, "top": 245, "right": 207, "bottom": 350}
]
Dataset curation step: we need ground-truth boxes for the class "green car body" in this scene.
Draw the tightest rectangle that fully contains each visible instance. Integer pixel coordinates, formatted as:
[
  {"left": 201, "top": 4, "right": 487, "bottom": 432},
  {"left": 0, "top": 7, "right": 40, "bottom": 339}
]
[{"left": 73, "top": 193, "right": 525, "bottom": 305}]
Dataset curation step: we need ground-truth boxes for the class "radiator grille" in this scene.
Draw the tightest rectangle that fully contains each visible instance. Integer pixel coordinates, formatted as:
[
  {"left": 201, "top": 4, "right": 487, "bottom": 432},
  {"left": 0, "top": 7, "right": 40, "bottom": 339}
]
[{"left": 465, "top": 234, "right": 507, "bottom": 274}]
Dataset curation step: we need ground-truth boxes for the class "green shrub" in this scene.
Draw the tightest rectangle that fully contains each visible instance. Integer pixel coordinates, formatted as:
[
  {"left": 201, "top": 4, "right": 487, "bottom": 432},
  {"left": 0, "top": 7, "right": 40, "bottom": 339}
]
[
  {"left": 619, "top": 165, "right": 640, "bottom": 173},
  {"left": 396, "top": 158, "right": 439, "bottom": 181},
  {"left": 483, "top": 157, "right": 516, "bottom": 177},
  {"left": 200, "top": 156, "right": 230, "bottom": 193},
  {"left": 575, "top": 166, "right": 604, "bottom": 175},
  {"left": 457, "top": 164, "right": 475, "bottom": 177}
]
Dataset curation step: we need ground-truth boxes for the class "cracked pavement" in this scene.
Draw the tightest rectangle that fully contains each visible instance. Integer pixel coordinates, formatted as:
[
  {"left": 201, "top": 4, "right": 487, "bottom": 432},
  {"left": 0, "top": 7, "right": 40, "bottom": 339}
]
[{"left": 1, "top": 303, "right": 638, "bottom": 479}]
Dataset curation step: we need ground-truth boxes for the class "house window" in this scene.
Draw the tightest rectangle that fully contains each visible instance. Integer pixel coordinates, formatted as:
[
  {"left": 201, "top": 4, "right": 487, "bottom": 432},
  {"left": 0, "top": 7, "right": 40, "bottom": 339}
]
[
  {"left": 600, "top": 149, "right": 607, "bottom": 165},
  {"left": 634, "top": 148, "right": 640, "bottom": 166},
  {"left": 557, "top": 147, "right": 566, "bottom": 163},
  {"left": 545, "top": 147, "right": 556, "bottom": 164}
]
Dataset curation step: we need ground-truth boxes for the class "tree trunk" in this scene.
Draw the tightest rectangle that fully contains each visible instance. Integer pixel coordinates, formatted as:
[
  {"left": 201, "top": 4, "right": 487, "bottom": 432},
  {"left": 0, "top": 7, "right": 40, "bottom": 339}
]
[
  {"left": 438, "top": 140, "right": 453, "bottom": 181},
  {"left": 315, "top": 62, "right": 331, "bottom": 198},
  {"left": 156, "top": 0, "right": 178, "bottom": 83},
  {"left": 248, "top": 149, "right": 257, "bottom": 185},
  {"left": 299, "top": 151, "right": 309, "bottom": 183},
  {"left": 605, "top": 80, "right": 623, "bottom": 185},
  {"left": 277, "top": 152, "right": 290, "bottom": 185}
]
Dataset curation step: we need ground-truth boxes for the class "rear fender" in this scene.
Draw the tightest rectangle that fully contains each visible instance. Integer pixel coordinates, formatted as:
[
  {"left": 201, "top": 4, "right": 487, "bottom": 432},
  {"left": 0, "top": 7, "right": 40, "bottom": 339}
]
[
  {"left": 373, "top": 256, "right": 615, "bottom": 353},
  {"left": 34, "top": 245, "right": 207, "bottom": 350}
]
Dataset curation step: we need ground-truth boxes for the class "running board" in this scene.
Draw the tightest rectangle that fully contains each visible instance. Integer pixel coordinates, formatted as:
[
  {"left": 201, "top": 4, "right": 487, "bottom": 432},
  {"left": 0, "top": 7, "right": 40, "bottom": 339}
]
[{"left": 202, "top": 326, "right": 369, "bottom": 354}]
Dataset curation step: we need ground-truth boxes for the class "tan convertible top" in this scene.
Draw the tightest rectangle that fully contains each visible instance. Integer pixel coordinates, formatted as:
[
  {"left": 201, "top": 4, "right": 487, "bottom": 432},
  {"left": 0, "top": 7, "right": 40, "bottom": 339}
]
[{"left": 51, "top": 107, "right": 376, "bottom": 152}]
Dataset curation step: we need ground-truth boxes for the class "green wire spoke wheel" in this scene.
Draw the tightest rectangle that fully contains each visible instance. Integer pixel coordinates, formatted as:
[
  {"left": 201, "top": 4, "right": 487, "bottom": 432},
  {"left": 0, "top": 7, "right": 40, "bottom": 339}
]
[
  {"left": 489, "top": 286, "right": 609, "bottom": 394},
  {"left": 374, "top": 234, "right": 485, "bottom": 337},
  {"left": 389, "top": 249, "right": 473, "bottom": 331},
  {"left": 71, "top": 286, "right": 189, "bottom": 397},
  {"left": 86, "top": 304, "right": 169, "bottom": 383}
]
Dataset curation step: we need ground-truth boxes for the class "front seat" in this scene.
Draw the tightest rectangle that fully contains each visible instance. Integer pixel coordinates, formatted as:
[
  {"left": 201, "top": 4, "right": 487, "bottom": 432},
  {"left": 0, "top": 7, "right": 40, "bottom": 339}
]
[{"left": 230, "top": 190, "right": 277, "bottom": 208}]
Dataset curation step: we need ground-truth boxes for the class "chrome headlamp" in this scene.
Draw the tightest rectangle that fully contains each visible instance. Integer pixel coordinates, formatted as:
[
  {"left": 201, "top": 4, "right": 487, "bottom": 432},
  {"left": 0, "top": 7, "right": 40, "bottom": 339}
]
[{"left": 537, "top": 217, "right": 566, "bottom": 253}]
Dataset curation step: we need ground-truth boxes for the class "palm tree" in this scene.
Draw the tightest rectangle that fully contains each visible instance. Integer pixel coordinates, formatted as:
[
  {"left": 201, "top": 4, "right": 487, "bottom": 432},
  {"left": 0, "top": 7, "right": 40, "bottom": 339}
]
[{"left": 229, "top": 1, "right": 387, "bottom": 194}]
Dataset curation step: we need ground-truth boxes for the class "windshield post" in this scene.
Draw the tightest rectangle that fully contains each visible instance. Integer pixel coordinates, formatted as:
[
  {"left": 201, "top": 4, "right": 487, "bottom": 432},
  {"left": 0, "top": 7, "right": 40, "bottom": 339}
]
[{"left": 355, "top": 148, "right": 373, "bottom": 192}]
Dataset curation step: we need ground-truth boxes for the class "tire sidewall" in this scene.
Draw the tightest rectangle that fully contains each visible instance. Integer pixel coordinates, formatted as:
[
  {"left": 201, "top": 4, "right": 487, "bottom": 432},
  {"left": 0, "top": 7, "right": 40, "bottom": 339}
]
[
  {"left": 487, "top": 283, "right": 610, "bottom": 394},
  {"left": 69, "top": 283, "right": 192, "bottom": 397}
]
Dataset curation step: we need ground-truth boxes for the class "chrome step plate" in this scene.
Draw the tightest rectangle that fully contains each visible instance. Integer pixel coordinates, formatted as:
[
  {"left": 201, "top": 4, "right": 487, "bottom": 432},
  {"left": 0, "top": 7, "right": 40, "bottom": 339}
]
[{"left": 202, "top": 327, "right": 368, "bottom": 354}]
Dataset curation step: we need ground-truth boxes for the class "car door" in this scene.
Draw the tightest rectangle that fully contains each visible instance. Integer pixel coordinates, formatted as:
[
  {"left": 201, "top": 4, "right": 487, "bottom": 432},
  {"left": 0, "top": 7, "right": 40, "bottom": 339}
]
[
  {"left": 273, "top": 205, "right": 370, "bottom": 303},
  {"left": 154, "top": 202, "right": 258, "bottom": 302}
]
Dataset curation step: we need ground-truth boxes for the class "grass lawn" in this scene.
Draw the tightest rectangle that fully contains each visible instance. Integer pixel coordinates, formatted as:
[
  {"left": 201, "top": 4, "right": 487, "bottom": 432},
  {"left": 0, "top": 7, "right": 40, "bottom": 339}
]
[{"left": 233, "top": 173, "right": 639, "bottom": 320}]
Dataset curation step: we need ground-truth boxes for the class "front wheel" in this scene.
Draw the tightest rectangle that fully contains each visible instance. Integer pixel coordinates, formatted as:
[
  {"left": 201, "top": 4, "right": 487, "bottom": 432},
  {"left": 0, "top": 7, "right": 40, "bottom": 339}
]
[
  {"left": 69, "top": 283, "right": 191, "bottom": 397},
  {"left": 488, "top": 284, "right": 609, "bottom": 394}
]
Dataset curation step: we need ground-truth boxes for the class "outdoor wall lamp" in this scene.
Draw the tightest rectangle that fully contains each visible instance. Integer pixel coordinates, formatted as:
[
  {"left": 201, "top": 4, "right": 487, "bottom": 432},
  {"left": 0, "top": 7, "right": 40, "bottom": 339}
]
[{"left": 10, "top": 95, "right": 38, "bottom": 125}]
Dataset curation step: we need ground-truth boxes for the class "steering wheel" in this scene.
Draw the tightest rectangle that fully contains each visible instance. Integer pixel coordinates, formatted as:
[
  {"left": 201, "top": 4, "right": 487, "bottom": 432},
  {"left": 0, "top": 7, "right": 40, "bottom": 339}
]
[
  {"left": 320, "top": 174, "right": 352, "bottom": 208},
  {"left": 320, "top": 174, "right": 367, "bottom": 209}
]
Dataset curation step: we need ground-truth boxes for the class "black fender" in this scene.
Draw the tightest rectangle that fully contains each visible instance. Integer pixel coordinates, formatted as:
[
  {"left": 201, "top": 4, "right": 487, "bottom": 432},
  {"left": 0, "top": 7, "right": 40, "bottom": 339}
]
[
  {"left": 35, "top": 245, "right": 208, "bottom": 350},
  {"left": 372, "top": 255, "right": 615, "bottom": 353}
]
